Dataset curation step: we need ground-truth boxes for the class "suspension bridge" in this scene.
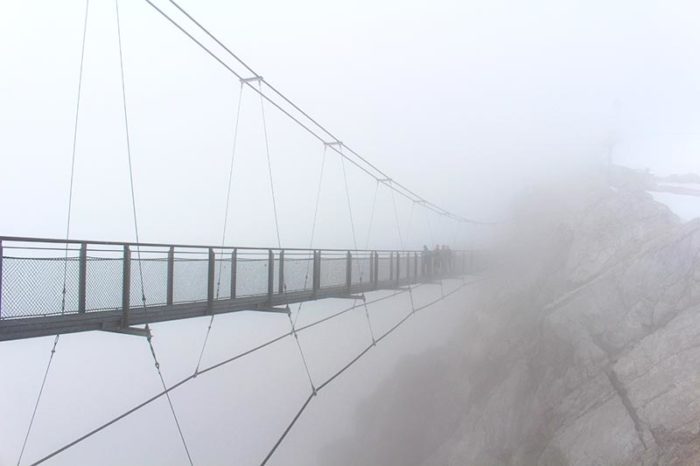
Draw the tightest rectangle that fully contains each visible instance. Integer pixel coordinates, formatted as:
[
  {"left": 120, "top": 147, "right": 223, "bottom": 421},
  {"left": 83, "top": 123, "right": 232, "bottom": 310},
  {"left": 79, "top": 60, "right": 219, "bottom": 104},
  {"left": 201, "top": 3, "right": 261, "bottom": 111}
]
[{"left": 1, "top": 1, "right": 490, "bottom": 465}]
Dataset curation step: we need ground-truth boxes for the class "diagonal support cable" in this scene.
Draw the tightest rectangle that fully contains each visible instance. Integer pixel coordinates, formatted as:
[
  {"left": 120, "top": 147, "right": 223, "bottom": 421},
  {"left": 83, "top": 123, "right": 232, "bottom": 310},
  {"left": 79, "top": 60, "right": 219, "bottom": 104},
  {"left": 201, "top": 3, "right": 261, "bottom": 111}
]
[
  {"left": 146, "top": 326, "right": 194, "bottom": 466},
  {"left": 339, "top": 146, "right": 377, "bottom": 345},
  {"left": 258, "top": 80, "right": 281, "bottom": 249},
  {"left": 389, "top": 185, "right": 416, "bottom": 312},
  {"left": 28, "top": 278, "right": 489, "bottom": 465},
  {"left": 287, "top": 312, "right": 316, "bottom": 395},
  {"left": 17, "top": 2, "right": 90, "bottom": 464},
  {"left": 157, "top": 0, "right": 491, "bottom": 227},
  {"left": 260, "top": 281, "right": 470, "bottom": 465},
  {"left": 292, "top": 145, "right": 327, "bottom": 328},
  {"left": 17, "top": 335, "right": 60, "bottom": 466},
  {"left": 116, "top": 1, "right": 193, "bottom": 462},
  {"left": 364, "top": 180, "right": 380, "bottom": 250},
  {"left": 197, "top": 81, "right": 246, "bottom": 375}
]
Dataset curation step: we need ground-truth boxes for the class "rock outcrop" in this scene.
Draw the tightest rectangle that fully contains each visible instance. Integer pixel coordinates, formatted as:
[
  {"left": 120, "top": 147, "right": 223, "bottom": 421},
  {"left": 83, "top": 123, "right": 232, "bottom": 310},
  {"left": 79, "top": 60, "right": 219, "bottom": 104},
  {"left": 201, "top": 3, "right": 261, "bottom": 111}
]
[{"left": 322, "top": 167, "right": 700, "bottom": 465}]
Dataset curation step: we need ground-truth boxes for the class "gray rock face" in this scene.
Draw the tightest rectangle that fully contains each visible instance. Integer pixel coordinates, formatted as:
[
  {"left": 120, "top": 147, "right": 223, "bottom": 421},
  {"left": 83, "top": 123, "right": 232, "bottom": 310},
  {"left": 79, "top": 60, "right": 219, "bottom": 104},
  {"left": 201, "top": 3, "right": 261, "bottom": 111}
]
[{"left": 322, "top": 170, "right": 700, "bottom": 466}]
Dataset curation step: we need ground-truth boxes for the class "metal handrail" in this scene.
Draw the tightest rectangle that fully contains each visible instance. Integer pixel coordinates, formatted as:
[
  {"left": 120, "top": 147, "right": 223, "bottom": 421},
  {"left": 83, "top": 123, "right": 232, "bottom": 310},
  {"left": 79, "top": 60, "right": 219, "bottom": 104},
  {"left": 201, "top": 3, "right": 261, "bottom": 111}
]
[{"left": 0, "top": 235, "right": 435, "bottom": 253}]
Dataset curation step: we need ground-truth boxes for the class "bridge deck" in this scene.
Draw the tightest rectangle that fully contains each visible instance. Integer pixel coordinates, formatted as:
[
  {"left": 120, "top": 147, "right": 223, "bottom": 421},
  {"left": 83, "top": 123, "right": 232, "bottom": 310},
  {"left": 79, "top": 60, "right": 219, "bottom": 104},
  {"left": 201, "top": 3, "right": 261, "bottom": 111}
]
[
  {"left": 0, "top": 236, "right": 473, "bottom": 341},
  {"left": 0, "top": 279, "right": 425, "bottom": 341}
]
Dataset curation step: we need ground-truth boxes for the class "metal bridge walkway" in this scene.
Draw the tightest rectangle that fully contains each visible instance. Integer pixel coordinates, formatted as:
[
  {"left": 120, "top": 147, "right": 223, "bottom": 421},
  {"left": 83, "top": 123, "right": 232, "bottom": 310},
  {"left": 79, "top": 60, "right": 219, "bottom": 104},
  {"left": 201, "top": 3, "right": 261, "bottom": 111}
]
[{"left": 0, "top": 236, "right": 473, "bottom": 341}]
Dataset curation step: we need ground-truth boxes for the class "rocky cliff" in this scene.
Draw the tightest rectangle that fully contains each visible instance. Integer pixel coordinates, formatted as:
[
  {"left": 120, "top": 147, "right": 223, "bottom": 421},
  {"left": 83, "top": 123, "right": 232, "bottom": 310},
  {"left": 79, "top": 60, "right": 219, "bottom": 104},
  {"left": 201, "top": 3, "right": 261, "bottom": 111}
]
[{"left": 323, "top": 168, "right": 700, "bottom": 465}]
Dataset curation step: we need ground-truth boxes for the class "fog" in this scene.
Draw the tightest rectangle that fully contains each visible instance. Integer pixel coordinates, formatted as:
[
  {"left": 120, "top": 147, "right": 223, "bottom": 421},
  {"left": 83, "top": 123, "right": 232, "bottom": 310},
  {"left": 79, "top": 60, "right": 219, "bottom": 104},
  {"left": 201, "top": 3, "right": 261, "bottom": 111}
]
[{"left": 2, "top": 0, "right": 700, "bottom": 465}]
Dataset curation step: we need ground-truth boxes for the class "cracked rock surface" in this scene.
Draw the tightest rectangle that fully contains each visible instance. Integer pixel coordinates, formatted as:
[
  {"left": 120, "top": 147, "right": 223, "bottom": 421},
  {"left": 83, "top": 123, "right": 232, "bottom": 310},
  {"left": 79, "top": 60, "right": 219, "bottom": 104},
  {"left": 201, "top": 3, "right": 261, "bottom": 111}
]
[{"left": 321, "top": 168, "right": 700, "bottom": 466}]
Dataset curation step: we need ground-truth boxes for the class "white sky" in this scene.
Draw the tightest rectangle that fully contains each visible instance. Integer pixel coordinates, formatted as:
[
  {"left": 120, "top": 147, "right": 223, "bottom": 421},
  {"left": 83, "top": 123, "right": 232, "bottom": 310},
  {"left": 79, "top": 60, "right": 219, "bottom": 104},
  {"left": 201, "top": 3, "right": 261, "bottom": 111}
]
[{"left": 2, "top": 0, "right": 699, "bottom": 248}]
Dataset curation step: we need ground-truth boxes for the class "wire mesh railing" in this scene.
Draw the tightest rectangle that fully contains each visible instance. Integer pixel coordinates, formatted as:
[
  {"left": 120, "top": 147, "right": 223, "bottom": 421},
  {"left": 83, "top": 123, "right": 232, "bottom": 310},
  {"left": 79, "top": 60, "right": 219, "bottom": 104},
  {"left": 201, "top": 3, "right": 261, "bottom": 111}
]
[{"left": 0, "top": 236, "right": 474, "bottom": 320}]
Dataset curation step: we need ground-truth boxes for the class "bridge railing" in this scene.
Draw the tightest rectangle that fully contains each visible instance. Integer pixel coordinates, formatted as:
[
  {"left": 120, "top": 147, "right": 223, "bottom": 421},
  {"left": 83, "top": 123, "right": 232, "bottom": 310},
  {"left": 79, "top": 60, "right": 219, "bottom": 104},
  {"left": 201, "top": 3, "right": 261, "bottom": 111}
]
[{"left": 0, "top": 236, "right": 473, "bottom": 320}]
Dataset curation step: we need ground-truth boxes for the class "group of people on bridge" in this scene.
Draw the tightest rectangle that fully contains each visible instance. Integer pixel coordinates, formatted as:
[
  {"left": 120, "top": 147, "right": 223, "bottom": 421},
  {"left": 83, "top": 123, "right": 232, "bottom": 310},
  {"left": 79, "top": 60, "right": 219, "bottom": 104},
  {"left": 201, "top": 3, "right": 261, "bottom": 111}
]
[{"left": 422, "top": 244, "right": 455, "bottom": 277}]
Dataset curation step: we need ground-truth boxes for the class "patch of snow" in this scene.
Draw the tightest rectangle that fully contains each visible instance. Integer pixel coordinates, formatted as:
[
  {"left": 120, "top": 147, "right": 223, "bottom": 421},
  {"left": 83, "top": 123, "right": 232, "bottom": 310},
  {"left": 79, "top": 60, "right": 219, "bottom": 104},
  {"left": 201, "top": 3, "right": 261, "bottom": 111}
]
[{"left": 650, "top": 192, "right": 700, "bottom": 222}]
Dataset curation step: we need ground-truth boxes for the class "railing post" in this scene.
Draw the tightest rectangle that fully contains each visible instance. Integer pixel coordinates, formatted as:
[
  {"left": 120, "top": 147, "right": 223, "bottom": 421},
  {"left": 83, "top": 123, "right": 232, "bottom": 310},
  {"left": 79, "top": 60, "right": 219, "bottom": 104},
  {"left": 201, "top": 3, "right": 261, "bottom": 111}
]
[
  {"left": 230, "top": 248, "right": 237, "bottom": 299},
  {"left": 406, "top": 252, "right": 411, "bottom": 283},
  {"left": 267, "top": 249, "right": 274, "bottom": 302},
  {"left": 0, "top": 240, "right": 4, "bottom": 318},
  {"left": 346, "top": 251, "right": 352, "bottom": 291},
  {"left": 207, "top": 248, "right": 215, "bottom": 305},
  {"left": 122, "top": 245, "right": 131, "bottom": 326},
  {"left": 78, "top": 242, "right": 87, "bottom": 313},
  {"left": 414, "top": 252, "right": 418, "bottom": 282},
  {"left": 373, "top": 252, "right": 379, "bottom": 289},
  {"left": 312, "top": 250, "right": 320, "bottom": 294},
  {"left": 369, "top": 252, "right": 374, "bottom": 285},
  {"left": 396, "top": 252, "right": 401, "bottom": 286},
  {"left": 279, "top": 250, "right": 285, "bottom": 294},
  {"left": 389, "top": 252, "right": 394, "bottom": 282},
  {"left": 166, "top": 246, "right": 174, "bottom": 305}
]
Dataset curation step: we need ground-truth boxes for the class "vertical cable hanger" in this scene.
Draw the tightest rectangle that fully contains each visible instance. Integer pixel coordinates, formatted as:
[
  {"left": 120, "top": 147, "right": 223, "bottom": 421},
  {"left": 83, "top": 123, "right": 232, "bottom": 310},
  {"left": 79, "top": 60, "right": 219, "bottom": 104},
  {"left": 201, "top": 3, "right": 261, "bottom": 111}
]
[
  {"left": 115, "top": 1, "right": 192, "bottom": 463},
  {"left": 339, "top": 143, "right": 376, "bottom": 344},
  {"left": 387, "top": 181, "right": 416, "bottom": 313},
  {"left": 292, "top": 144, "right": 327, "bottom": 328},
  {"left": 257, "top": 77, "right": 317, "bottom": 395},
  {"left": 195, "top": 81, "right": 245, "bottom": 375},
  {"left": 258, "top": 79, "right": 281, "bottom": 249},
  {"left": 364, "top": 180, "right": 380, "bottom": 250},
  {"left": 286, "top": 142, "right": 331, "bottom": 395},
  {"left": 17, "top": 3, "right": 90, "bottom": 464}
]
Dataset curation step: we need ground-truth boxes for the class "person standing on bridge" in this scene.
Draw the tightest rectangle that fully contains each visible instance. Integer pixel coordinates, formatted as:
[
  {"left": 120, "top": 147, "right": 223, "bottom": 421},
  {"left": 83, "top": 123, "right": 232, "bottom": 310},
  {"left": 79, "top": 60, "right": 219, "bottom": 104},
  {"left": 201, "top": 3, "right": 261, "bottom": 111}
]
[
  {"left": 422, "top": 245, "right": 431, "bottom": 277},
  {"left": 433, "top": 244, "right": 442, "bottom": 276},
  {"left": 444, "top": 245, "right": 454, "bottom": 273}
]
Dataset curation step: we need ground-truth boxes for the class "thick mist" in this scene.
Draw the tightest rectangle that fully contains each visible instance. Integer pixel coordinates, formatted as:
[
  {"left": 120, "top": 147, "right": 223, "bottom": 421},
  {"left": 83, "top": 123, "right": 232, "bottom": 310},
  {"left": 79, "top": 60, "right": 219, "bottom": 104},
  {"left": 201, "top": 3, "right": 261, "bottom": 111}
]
[{"left": 2, "top": 0, "right": 700, "bottom": 465}]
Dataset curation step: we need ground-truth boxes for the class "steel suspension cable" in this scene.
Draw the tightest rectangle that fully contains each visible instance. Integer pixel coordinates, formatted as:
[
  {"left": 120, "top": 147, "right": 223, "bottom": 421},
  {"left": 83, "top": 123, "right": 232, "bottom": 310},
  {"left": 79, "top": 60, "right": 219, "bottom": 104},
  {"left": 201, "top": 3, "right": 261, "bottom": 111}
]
[
  {"left": 389, "top": 184, "right": 404, "bottom": 249},
  {"left": 195, "top": 81, "right": 245, "bottom": 375},
  {"left": 389, "top": 185, "right": 417, "bottom": 312},
  {"left": 364, "top": 180, "right": 380, "bottom": 250},
  {"left": 17, "top": 336, "right": 58, "bottom": 466},
  {"left": 140, "top": 0, "right": 428, "bottom": 218},
  {"left": 339, "top": 152, "right": 358, "bottom": 251},
  {"left": 287, "top": 145, "right": 331, "bottom": 393},
  {"left": 406, "top": 201, "right": 416, "bottom": 249},
  {"left": 260, "top": 281, "right": 470, "bottom": 465},
  {"left": 215, "top": 81, "right": 245, "bottom": 298},
  {"left": 143, "top": 0, "right": 490, "bottom": 227},
  {"left": 28, "top": 278, "right": 482, "bottom": 465},
  {"left": 146, "top": 326, "right": 194, "bottom": 465},
  {"left": 163, "top": 0, "right": 493, "bottom": 226},
  {"left": 360, "top": 180, "right": 382, "bottom": 345},
  {"left": 287, "top": 312, "right": 316, "bottom": 394},
  {"left": 116, "top": 1, "right": 193, "bottom": 463},
  {"left": 426, "top": 207, "right": 435, "bottom": 247},
  {"left": 338, "top": 147, "right": 376, "bottom": 345},
  {"left": 292, "top": 145, "right": 327, "bottom": 328},
  {"left": 258, "top": 80, "right": 281, "bottom": 249},
  {"left": 404, "top": 201, "right": 419, "bottom": 312},
  {"left": 17, "top": 3, "right": 90, "bottom": 464}
]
